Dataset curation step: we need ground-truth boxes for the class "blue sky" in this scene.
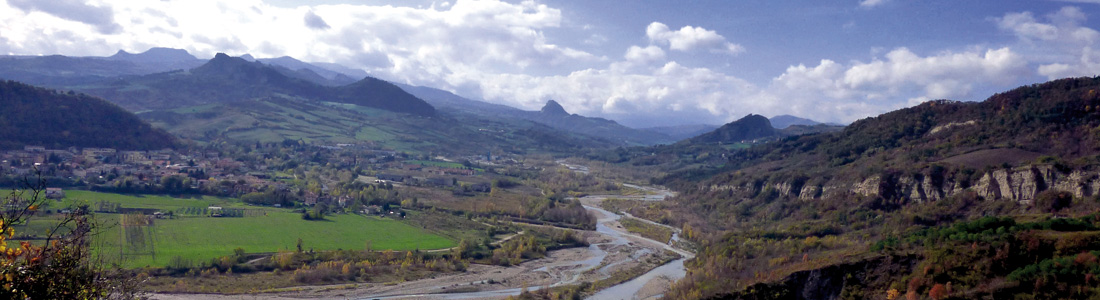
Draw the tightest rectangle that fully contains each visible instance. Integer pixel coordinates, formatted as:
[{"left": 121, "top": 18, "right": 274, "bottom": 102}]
[{"left": 1, "top": 0, "right": 1098, "bottom": 127}]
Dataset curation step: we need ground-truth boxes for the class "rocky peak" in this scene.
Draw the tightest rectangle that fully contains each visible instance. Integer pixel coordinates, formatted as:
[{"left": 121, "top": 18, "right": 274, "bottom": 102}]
[{"left": 540, "top": 100, "right": 569, "bottom": 116}]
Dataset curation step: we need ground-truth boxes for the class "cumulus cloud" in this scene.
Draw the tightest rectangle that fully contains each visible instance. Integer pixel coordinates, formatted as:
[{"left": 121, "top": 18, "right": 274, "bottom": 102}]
[
  {"left": 997, "top": 6, "right": 1100, "bottom": 79},
  {"left": 5, "top": 1, "right": 1093, "bottom": 127},
  {"left": 645, "top": 22, "right": 744, "bottom": 55},
  {"left": 471, "top": 61, "right": 759, "bottom": 126},
  {"left": 755, "top": 47, "right": 1029, "bottom": 122},
  {"left": 304, "top": 10, "right": 330, "bottom": 30},
  {"left": 7, "top": 0, "right": 121, "bottom": 34},
  {"left": 623, "top": 45, "right": 665, "bottom": 63}
]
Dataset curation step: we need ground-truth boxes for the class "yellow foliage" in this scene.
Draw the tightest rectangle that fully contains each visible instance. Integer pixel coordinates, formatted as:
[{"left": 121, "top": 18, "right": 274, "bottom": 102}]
[{"left": 886, "top": 288, "right": 900, "bottom": 300}]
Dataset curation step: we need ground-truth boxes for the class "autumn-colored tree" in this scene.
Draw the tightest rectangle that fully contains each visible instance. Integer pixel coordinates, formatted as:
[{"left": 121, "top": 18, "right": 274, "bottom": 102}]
[
  {"left": 0, "top": 174, "right": 143, "bottom": 299},
  {"left": 929, "top": 283, "right": 948, "bottom": 300},
  {"left": 886, "top": 288, "right": 900, "bottom": 300}
]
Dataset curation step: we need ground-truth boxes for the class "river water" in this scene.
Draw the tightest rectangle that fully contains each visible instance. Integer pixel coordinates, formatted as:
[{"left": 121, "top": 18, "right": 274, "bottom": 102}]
[{"left": 361, "top": 163, "right": 690, "bottom": 300}]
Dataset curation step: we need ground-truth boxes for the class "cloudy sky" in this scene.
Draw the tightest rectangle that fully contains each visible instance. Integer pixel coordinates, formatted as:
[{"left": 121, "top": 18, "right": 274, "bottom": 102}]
[{"left": 1, "top": 0, "right": 1098, "bottom": 127}]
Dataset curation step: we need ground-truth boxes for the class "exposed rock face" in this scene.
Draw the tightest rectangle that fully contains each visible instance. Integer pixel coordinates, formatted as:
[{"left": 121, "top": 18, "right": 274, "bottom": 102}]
[{"left": 706, "top": 164, "right": 1100, "bottom": 204}]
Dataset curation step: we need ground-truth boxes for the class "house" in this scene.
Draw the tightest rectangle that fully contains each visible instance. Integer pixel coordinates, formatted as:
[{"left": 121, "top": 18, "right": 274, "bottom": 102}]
[
  {"left": 304, "top": 193, "right": 318, "bottom": 206},
  {"left": 441, "top": 168, "right": 475, "bottom": 176},
  {"left": 23, "top": 146, "right": 45, "bottom": 152},
  {"left": 376, "top": 174, "right": 406, "bottom": 182},
  {"left": 362, "top": 205, "right": 382, "bottom": 215},
  {"left": 120, "top": 151, "right": 148, "bottom": 163},
  {"left": 44, "top": 188, "right": 65, "bottom": 199}
]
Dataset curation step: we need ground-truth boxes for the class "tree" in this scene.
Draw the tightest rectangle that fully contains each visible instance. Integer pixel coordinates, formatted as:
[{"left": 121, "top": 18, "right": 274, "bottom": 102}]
[
  {"left": 1034, "top": 190, "right": 1073, "bottom": 213},
  {"left": 929, "top": 283, "right": 947, "bottom": 300},
  {"left": 0, "top": 173, "right": 143, "bottom": 299}
]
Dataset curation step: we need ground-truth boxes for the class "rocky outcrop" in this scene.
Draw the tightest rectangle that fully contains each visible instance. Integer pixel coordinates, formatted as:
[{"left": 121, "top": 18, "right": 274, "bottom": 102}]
[{"left": 706, "top": 164, "right": 1100, "bottom": 204}]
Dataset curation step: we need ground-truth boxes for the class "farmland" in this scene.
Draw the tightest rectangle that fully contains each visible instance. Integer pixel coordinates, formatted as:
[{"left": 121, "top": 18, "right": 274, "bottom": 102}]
[{"left": 9, "top": 190, "right": 455, "bottom": 269}]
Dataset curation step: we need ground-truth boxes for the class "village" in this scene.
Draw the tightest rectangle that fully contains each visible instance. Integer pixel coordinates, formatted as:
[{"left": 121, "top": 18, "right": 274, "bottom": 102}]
[{"left": 0, "top": 144, "right": 517, "bottom": 211}]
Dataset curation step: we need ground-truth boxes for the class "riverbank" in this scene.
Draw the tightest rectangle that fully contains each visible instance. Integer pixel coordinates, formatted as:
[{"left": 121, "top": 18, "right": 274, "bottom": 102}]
[{"left": 152, "top": 164, "right": 691, "bottom": 300}]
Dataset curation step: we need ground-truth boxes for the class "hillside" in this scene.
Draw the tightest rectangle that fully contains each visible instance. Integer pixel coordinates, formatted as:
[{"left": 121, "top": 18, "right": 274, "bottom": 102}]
[
  {"left": 641, "top": 76, "right": 1100, "bottom": 299},
  {"left": 642, "top": 124, "right": 719, "bottom": 141},
  {"left": 685, "top": 114, "right": 777, "bottom": 145},
  {"left": 769, "top": 114, "right": 820, "bottom": 129},
  {"left": 397, "top": 83, "right": 676, "bottom": 146},
  {"left": 0, "top": 80, "right": 176, "bottom": 150},
  {"left": 77, "top": 53, "right": 436, "bottom": 116}
]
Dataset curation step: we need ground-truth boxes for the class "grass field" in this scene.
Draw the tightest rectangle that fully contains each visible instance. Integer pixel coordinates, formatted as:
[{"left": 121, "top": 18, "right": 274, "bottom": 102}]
[
  {"left": 6, "top": 190, "right": 455, "bottom": 268},
  {"left": 94, "top": 212, "right": 454, "bottom": 268}
]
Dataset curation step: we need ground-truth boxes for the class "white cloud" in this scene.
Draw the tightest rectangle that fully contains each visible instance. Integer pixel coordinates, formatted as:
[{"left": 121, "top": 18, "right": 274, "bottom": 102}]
[
  {"left": 470, "top": 61, "right": 759, "bottom": 126},
  {"left": 996, "top": 6, "right": 1100, "bottom": 79},
  {"left": 757, "top": 47, "right": 1029, "bottom": 122},
  {"left": 7, "top": 0, "right": 121, "bottom": 34},
  {"left": 623, "top": 45, "right": 665, "bottom": 63},
  {"left": 645, "top": 22, "right": 744, "bottom": 55},
  {"left": 859, "top": 0, "right": 888, "bottom": 8},
  {"left": 0, "top": 0, "right": 600, "bottom": 78},
  {"left": 4, "top": 1, "right": 1094, "bottom": 127}
]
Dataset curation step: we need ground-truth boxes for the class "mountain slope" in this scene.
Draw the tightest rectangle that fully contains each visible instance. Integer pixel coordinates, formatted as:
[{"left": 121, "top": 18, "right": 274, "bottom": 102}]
[
  {"left": 642, "top": 124, "right": 719, "bottom": 142},
  {"left": 79, "top": 53, "right": 435, "bottom": 116},
  {"left": 654, "top": 76, "right": 1100, "bottom": 299},
  {"left": 686, "top": 114, "right": 778, "bottom": 145},
  {"left": 396, "top": 83, "right": 675, "bottom": 145},
  {"left": 0, "top": 80, "right": 176, "bottom": 150},
  {"left": 108, "top": 47, "right": 199, "bottom": 64},
  {"left": 769, "top": 114, "right": 820, "bottom": 129}
]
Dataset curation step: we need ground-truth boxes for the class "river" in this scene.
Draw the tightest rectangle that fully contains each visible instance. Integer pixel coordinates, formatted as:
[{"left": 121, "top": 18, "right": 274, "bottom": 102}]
[
  {"left": 153, "top": 164, "right": 691, "bottom": 300},
  {"left": 357, "top": 163, "right": 691, "bottom": 300}
]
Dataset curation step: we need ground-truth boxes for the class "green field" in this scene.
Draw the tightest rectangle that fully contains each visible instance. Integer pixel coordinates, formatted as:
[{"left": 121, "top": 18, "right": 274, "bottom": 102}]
[
  {"left": 7, "top": 190, "right": 455, "bottom": 268},
  {"left": 58, "top": 190, "right": 243, "bottom": 210},
  {"left": 95, "top": 212, "right": 454, "bottom": 268}
]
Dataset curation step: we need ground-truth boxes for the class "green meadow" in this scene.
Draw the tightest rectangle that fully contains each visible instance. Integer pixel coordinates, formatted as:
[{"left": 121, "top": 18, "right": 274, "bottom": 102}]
[{"left": 7, "top": 190, "right": 455, "bottom": 268}]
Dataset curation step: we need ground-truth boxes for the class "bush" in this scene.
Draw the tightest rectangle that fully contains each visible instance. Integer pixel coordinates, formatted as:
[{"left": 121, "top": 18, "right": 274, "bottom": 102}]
[{"left": 1034, "top": 190, "right": 1073, "bottom": 213}]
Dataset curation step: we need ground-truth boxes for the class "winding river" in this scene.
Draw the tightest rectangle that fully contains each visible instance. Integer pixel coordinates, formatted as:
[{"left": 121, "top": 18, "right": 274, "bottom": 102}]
[{"left": 359, "top": 162, "right": 691, "bottom": 300}]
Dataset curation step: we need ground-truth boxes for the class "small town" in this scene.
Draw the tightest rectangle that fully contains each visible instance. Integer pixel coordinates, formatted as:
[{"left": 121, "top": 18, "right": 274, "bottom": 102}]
[{"left": 1, "top": 144, "right": 510, "bottom": 210}]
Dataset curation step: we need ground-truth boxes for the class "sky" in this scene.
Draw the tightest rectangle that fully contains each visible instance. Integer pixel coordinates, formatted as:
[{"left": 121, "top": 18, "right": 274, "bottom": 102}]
[{"left": 1, "top": 0, "right": 1099, "bottom": 127}]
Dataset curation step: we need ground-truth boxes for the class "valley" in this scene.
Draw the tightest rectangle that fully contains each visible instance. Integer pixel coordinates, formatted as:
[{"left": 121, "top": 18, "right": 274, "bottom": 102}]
[{"left": 2, "top": 47, "right": 1100, "bottom": 300}]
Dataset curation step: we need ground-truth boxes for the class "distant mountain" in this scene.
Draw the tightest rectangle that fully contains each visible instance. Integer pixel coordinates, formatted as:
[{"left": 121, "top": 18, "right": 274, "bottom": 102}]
[
  {"left": 79, "top": 53, "right": 435, "bottom": 116},
  {"left": 0, "top": 80, "right": 176, "bottom": 150},
  {"left": 643, "top": 124, "right": 719, "bottom": 141},
  {"left": 687, "top": 114, "right": 778, "bottom": 144},
  {"left": 395, "top": 83, "right": 674, "bottom": 146},
  {"left": 769, "top": 114, "right": 820, "bottom": 129},
  {"left": 259, "top": 56, "right": 358, "bottom": 86},
  {"left": 0, "top": 48, "right": 205, "bottom": 87},
  {"left": 540, "top": 100, "right": 569, "bottom": 116},
  {"left": 332, "top": 76, "right": 436, "bottom": 116},
  {"left": 108, "top": 47, "right": 198, "bottom": 63}
]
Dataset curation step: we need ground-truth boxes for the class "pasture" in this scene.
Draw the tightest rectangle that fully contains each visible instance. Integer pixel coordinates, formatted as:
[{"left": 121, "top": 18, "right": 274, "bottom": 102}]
[{"left": 8, "top": 190, "right": 455, "bottom": 268}]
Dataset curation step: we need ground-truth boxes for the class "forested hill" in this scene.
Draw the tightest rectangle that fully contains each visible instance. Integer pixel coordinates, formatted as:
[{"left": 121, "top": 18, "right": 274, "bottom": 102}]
[
  {"left": 685, "top": 114, "right": 777, "bottom": 145},
  {"left": 660, "top": 76, "right": 1100, "bottom": 299},
  {"left": 0, "top": 80, "right": 177, "bottom": 150}
]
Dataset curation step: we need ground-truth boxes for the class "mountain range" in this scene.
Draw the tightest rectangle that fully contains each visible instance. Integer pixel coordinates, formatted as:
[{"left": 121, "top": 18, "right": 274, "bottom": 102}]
[{"left": 0, "top": 47, "right": 832, "bottom": 151}]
